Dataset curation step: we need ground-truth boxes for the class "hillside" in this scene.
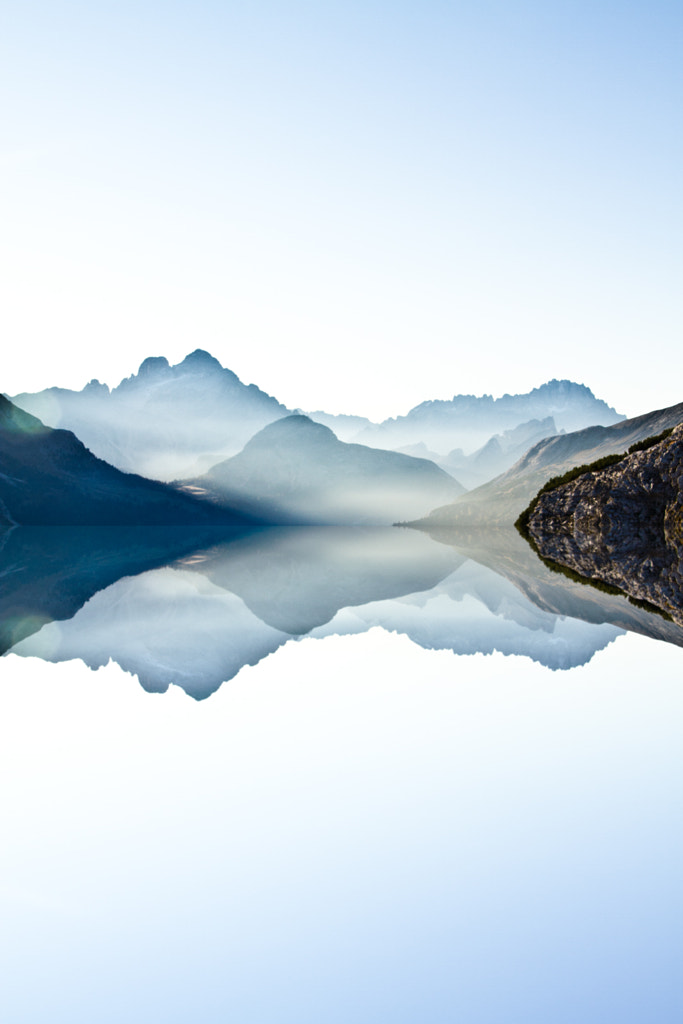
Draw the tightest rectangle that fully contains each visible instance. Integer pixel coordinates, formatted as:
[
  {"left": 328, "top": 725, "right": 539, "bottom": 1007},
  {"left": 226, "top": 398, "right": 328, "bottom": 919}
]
[
  {"left": 418, "top": 400, "right": 683, "bottom": 527},
  {"left": 183, "top": 414, "right": 465, "bottom": 525},
  {"left": 0, "top": 395, "right": 260, "bottom": 528},
  {"left": 12, "top": 349, "right": 290, "bottom": 481}
]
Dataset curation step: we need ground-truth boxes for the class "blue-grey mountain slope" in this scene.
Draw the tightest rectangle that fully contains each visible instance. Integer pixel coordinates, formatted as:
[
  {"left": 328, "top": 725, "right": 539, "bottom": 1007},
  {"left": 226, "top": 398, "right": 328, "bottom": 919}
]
[
  {"left": 11, "top": 349, "right": 290, "bottom": 481},
  {"left": 418, "top": 400, "right": 683, "bottom": 527},
  {"left": 0, "top": 394, "right": 260, "bottom": 528},
  {"left": 183, "top": 414, "right": 465, "bottom": 525}
]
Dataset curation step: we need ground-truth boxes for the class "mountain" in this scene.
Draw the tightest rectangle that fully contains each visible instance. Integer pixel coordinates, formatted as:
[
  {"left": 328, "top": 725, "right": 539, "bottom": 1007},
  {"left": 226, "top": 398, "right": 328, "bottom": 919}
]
[
  {"left": 11, "top": 349, "right": 290, "bottom": 481},
  {"left": 524, "top": 425, "right": 683, "bottom": 623},
  {"left": 0, "top": 394, "right": 260, "bottom": 528},
  {"left": 332, "top": 379, "right": 623, "bottom": 455},
  {"left": 418, "top": 400, "right": 683, "bottom": 527},
  {"left": 182, "top": 414, "right": 465, "bottom": 525},
  {"left": 12, "top": 359, "right": 624, "bottom": 492}
]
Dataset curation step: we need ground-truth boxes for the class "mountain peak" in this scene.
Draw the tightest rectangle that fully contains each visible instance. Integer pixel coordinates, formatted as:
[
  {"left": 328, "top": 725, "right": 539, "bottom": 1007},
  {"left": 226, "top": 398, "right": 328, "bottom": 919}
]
[
  {"left": 137, "top": 356, "right": 170, "bottom": 376},
  {"left": 179, "top": 349, "right": 224, "bottom": 372},
  {"left": 244, "top": 414, "right": 334, "bottom": 449}
]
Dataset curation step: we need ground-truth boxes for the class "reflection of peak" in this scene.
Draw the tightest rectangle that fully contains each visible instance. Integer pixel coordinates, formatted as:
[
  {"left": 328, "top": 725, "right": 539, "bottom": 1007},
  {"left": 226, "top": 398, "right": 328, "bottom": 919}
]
[{"left": 13, "top": 523, "right": 679, "bottom": 701}]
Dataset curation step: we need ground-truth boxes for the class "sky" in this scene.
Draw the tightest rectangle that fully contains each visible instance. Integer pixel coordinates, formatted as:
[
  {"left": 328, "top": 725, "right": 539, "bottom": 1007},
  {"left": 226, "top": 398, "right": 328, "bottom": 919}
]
[
  {"left": 3, "top": 632, "right": 683, "bottom": 1022},
  {"left": 1, "top": 1, "right": 681, "bottom": 420}
]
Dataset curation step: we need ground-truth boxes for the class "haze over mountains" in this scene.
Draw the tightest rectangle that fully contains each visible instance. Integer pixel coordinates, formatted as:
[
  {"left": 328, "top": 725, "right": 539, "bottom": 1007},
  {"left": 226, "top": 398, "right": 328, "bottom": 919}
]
[
  {"left": 13, "top": 350, "right": 290, "bottom": 481},
  {"left": 183, "top": 414, "right": 464, "bottom": 525},
  {"left": 0, "top": 394, "right": 257, "bottom": 529},
  {"left": 419, "top": 400, "right": 683, "bottom": 528},
  {"left": 3, "top": 349, "right": 683, "bottom": 697},
  {"left": 11, "top": 351, "right": 624, "bottom": 489}
]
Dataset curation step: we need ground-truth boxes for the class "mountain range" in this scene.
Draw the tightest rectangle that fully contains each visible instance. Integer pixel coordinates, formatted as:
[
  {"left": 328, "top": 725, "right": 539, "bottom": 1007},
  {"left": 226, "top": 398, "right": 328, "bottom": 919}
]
[
  {"left": 12, "top": 350, "right": 290, "bottom": 481},
  {"left": 6, "top": 348, "right": 682, "bottom": 541},
  {"left": 2, "top": 349, "right": 683, "bottom": 697},
  {"left": 310, "top": 378, "right": 623, "bottom": 451},
  {"left": 11, "top": 353, "right": 624, "bottom": 488}
]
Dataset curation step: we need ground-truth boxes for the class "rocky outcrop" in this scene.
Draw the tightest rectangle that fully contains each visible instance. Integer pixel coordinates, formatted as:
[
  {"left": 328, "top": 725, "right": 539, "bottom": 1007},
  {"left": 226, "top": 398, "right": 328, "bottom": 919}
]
[
  {"left": 526, "top": 425, "right": 683, "bottom": 623},
  {"left": 419, "top": 400, "right": 683, "bottom": 527}
]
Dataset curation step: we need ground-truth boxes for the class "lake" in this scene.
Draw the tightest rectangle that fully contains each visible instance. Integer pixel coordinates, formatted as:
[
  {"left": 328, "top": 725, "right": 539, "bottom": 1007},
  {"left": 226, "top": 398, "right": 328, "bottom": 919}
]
[{"left": 1, "top": 525, "right": 682, "bottom": 1023}]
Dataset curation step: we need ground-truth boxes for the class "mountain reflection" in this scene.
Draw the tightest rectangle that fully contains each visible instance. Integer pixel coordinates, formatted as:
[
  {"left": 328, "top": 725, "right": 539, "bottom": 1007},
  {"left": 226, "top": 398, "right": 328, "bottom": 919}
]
[{"left": 4, "top": 524, "right": 683, "bottom": 699}]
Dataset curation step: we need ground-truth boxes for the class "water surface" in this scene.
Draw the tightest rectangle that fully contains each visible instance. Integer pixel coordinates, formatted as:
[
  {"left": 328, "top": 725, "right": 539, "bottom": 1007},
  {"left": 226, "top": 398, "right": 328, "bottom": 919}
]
[{"left": 1, "top": 525, "right": 682, "bottom": 1022}]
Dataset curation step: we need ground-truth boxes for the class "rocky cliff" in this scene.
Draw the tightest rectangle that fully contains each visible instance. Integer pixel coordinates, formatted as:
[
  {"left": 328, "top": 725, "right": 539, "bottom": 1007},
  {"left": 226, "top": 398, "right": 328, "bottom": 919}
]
[{"left": 525, "top": 425, "right": 683, "bottom": 623}]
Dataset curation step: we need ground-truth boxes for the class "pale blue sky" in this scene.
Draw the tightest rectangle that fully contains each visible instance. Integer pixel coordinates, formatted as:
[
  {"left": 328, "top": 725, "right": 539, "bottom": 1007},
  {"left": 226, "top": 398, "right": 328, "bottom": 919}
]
[
  {"left": 1, "top": 1, "right": 681, "bottom": 418},
  {"left": 3, "top": 632, "right": 683, "bottom": 1022}
]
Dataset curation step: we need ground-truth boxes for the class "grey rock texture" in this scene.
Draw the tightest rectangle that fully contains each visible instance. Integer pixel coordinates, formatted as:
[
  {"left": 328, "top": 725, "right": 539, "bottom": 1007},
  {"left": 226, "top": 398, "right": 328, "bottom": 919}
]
[
  {"left": 527, "top": 425, "right": 683, "bottom": 623},
  {"left": 421, "top": 400, "right": 683, "bottom": 526}
]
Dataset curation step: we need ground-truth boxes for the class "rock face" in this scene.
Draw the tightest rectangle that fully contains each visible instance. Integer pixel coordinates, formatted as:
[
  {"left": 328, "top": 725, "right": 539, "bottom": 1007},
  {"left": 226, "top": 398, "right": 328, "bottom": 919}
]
[
  {"left": 420, "top": 400, "right": 683, "bottom": 527},
  {"left": 526, "top": 425, "right": 683, "bottom": 623}
]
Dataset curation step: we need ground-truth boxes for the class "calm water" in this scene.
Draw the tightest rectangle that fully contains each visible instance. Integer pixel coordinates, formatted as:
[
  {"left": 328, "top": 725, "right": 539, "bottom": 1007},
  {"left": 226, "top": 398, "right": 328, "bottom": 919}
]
[{"left": 1, "top": 525, "right": 682, "bottom": 1023}]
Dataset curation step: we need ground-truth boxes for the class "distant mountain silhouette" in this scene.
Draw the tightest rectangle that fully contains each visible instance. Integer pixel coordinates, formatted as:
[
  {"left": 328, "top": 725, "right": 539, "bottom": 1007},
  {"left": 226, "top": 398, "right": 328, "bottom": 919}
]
[
  {"left": 183, "top": 414, "right": 465, "bottom": 525},
  {"left": 13, "top": 360, "right": 623, "bottom": 492},
  {"left": 397, "top": 416, "right": 560, "bottom": 489},
  {"left": 311, "top": 380, "right": 623, "bottom": 454},
  {"left": 12, "top": 350, "right": 289, "bottom": 481},
  {"left": 0, "top": 395, "right": 261, "bottom": 528},
  {"left": 416, "top": 400, "right": 683, "bottom": 527}
]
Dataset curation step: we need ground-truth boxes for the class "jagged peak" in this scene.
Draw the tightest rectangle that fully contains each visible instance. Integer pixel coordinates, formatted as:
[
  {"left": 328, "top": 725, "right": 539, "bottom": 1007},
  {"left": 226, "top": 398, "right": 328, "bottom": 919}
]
[
  {"left": 533, "top": 379, "right": 595, "bottom": 397},
  {"left": 83, "top": 378, "right": 110, "bottom": 394},
  {"left": 137, "top": 356, "right": 170, "bottom": 376}
]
